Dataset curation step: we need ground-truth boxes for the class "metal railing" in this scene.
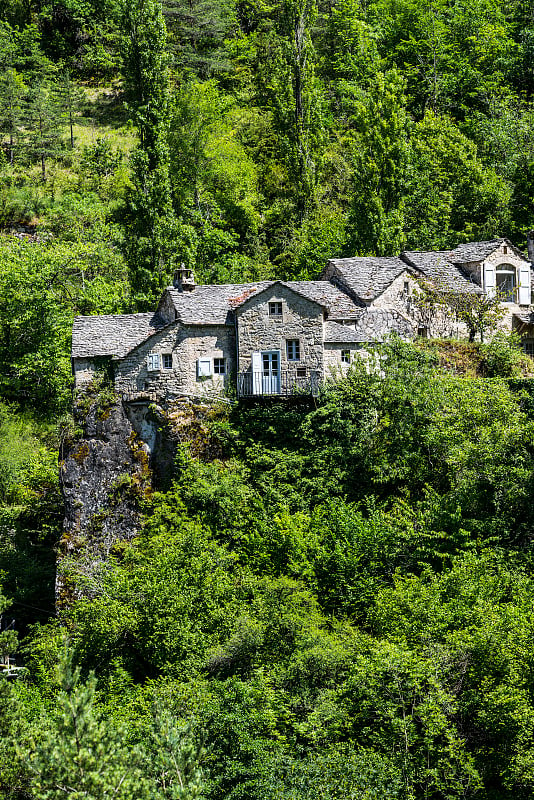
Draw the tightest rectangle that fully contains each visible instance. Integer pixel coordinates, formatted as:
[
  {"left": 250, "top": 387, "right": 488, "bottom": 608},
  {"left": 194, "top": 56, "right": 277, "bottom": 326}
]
[{"left": 237, "top": 369, "right": 320, "bottom": 398}]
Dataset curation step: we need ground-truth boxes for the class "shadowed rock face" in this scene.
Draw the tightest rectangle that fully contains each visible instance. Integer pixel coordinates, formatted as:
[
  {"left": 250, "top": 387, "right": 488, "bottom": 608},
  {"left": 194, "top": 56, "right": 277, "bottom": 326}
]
[
  {"left": 58, "top": 384, "right": 222, "bottom": 606},
  {"left": 58, "top": 393, "right": 153, "bottom": 605}
]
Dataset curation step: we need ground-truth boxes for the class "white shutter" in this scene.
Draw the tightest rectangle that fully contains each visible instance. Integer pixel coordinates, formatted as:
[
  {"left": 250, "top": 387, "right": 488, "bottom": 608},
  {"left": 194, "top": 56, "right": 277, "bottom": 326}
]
[
  {"left": 251, "top": 351, "right": 262, "bottom": 395},
  {"left": 147, "top": 353, "right": 160, "bottom": 371},
  {"left": 197, "top": 358, "right": 212, "bottom": 377},
  {"left": 484, "top": 263, "right": 496, "bottom": 297},
  {"left": 519, "top": 265, "right": 532, "bottom": 305}
]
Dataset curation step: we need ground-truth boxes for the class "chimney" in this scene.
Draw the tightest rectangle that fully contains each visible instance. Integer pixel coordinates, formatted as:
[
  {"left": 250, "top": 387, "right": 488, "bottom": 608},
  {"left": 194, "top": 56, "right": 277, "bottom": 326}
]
[{"left": 173, "top": 263, "right": 195, "bottom": 292}]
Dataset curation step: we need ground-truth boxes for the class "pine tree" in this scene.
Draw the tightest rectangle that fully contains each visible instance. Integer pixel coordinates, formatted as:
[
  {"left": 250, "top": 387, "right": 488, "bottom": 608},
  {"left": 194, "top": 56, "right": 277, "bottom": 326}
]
[
  {"left": 24, "top": 81, "right": 63, "bottom": 182},
  {"left": 54, "top": 67, "right": 85, "bottom": 150},
  {"left": 27, "top": 650, "right": 152, "bottom": 800},
  {"left": 148, "top": 707, "right": 205, "bottom": 799},
  {"left": 282, "top": 0, "right": 317, "bottom": 211},
  {"left": 278, "top": 0, "right": 322, "bottom": 220},
  {"left": 0, "top": 67, "right": 25, "bottom": 165},
  {"left": 163, "top": 0, "right": 235, "bottom": 78},
  {"left": 0, "top": 21, "right": 26, "bottom": 165},
  {"left": 0, "top": 591, "right": 17, "bottom": 663}
]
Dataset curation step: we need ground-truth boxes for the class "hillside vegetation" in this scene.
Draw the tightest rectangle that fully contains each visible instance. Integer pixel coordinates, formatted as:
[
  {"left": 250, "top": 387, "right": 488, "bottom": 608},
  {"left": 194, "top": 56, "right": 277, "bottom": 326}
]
[{"left": 1, "top": 0, "right": 534, "bottom": 798}]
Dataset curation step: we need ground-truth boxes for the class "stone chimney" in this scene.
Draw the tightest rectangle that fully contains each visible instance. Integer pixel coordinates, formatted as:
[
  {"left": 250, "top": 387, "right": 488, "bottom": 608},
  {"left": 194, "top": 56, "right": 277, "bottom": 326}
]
[
  {"left": 173, "top": 264, "right": 196, "bottom": 292},
  {"left": 528, "top": 231, "right": 534, "bottom": 264}
]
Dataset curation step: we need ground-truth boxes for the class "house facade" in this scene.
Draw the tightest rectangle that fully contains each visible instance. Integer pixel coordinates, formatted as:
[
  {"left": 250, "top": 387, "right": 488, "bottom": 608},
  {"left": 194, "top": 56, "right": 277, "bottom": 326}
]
[{"left": 72, "top": 237, "right": 534, "bottom": 399}]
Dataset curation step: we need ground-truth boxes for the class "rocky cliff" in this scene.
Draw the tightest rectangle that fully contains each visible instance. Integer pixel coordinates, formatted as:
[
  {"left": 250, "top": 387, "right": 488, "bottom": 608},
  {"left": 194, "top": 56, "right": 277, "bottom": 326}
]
[
  {"left": 58, "top": 378, "right": 227, "bottom": 604},
  {"left": 58, "top": 380, "right": 167, "bottom": 602}
]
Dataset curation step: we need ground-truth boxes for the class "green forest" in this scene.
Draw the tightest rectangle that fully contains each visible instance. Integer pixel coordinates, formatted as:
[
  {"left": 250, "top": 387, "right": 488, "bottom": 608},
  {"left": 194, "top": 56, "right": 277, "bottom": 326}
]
[{"left": 1, "top": 0, "right": 534, "bottom": 796}]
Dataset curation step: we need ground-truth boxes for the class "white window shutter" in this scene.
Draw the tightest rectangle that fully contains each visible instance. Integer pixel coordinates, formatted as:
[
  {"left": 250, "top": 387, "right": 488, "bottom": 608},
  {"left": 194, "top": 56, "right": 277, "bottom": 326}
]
[
  {"left": 484, "top": 263, "right": 496, "bottom": 297},
  {"left": 147, "top": 353, "right": 160, "bottom": 371},
  {"left": 519, "top": 265, "right": 532, "bottom": 305},
  {"left": 197, "top": 358, "right": 212, "bottom": 377},
  {"left": 251, "top": 351, "right": 262, "bottom": 395},
  {"left": 251, "top": 351, "right": 262, "bottom": 372}
]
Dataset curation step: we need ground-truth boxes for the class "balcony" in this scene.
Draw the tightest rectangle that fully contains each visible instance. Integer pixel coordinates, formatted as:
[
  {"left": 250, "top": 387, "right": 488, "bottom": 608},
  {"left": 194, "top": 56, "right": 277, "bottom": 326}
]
[{"left": 237, "top": 369, "right": 320, "bottom": 398}]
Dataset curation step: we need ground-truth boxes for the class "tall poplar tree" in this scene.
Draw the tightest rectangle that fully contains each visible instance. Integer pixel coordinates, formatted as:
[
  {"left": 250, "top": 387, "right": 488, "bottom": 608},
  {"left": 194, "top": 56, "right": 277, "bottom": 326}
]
[
  {"left": 346, "top": 69, "right": 409, "bottom": 256},
  {"left": 121, "top": 0, "right": 177, "bottom": 309},
  {"left": 279, "top": 0, "right": 322, "bottom": 220}
]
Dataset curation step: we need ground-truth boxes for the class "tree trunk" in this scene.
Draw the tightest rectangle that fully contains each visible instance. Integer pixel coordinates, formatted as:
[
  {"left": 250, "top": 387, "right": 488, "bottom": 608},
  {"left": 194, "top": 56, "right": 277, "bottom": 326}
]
[{"left": 39, "top": 112, "right": 46, "bottom": 182}]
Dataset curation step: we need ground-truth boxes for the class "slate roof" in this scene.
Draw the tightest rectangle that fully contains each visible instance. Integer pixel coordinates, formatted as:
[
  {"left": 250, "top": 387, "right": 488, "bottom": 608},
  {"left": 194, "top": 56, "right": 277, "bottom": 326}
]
[
  {"left": 326, "top": 256, "right": 410, "bottom": 302},
  {"left": 324, "top": 320, "right": 368, "bottom": 343},
  {"left": 447, "top": 239, "right": 526, "bottom": 263},
  {"left": 325, "top": 310, "right": 415, "bottom": 343},
  {"left": 513, "top": 311, "right": 534, "bottom": 327},
  {"left": 401, "top": 251, "right": 482, "bottom": 294},
  {"left": 72, "top": 312, "right": 166, "bottom": 358},
  {"left": 72, "top": 313, "right": 167, "bottom": 359},
  {"left": 166, "top": 283, "right": 272, "bottom": 325},
  {"left": 166, "top": 280, "right": 361, "bottom": 324}
]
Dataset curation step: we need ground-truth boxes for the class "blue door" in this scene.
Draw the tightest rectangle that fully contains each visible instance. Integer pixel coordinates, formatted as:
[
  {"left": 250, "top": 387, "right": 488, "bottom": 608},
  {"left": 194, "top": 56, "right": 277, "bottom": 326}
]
[{"left": 262, "top": 351, "right": 281, "bottom": 394}]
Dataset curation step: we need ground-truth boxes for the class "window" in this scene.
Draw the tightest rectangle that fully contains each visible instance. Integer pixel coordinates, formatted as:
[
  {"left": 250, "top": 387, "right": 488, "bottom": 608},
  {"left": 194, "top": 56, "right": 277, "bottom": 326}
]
[
  {"left": 163, "top": 353, "right": 172, "bottom": 369},
  {"left": 147, "top": 353, "right": 160, "bottom": 371},
  {"left": 214, "top": 357, "right": 226, "bottom": 375},
  {"left": 269, "top": 301, "right": 283, "bottom": 317},
  {"left": 296, "top": 367, "right": 307, "bottom": 378},
  {"left": 404, "top": 280, "right": 410, "bottom": 295},
  {"left": 341, "top": 350, "right": 350, "bottom": 363},
  {"left": 418, "top": 326, "right": 429, "bottom": 338},
  {"left": 523, "top": 339, "right": 534, "bottom": 357},
  {"left": 496, "top": 266, "right": 516, "bottom": 302},
  {"left": 286, "top": 339, "right": 300, "bottom": 360},
  {"left": 197, "top": 358, "right": 212, "bottom": 378},
  {"left": 504, "top": 246, "right": 508, "bottom": 254}
]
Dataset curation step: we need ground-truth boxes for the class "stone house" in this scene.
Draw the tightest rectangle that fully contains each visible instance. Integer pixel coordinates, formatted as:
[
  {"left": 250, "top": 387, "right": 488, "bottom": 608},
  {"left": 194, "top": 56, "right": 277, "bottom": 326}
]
[{"left": 72, "top": 237, "right": 534, "bottom": 399}]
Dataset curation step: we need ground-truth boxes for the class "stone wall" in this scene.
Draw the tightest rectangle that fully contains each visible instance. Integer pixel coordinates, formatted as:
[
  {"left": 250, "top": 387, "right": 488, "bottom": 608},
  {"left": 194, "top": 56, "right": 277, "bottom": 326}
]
[
  {"left": 113, "top": 321, "right": 236, "bottom": 398},
  {"left": 369, "top": 273, "right": 466, "bottom": 338},
  {"left": 370, "top": 270, "right": 415, "bottom": 311},
  {"left": 324, "top": 343, "right": 361, "bottom": 373},
  {"left": 73, "top": 357, "right": 96, "bottom": 388},
  {"left": 157, "top": 290, "right": 177, "bottom": 323},
  {"left": 457, "top": 260, "right": 482, "bottom": 285},
  {"left": 236, "top": 284, "right": 324, "bottom": 378}
]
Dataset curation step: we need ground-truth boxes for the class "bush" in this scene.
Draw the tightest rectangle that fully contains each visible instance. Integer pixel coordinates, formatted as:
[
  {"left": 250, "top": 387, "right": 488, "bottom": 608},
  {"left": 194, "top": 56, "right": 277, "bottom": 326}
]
[{"left": 480, "top": 332, "right": 526, "bottom": 377}]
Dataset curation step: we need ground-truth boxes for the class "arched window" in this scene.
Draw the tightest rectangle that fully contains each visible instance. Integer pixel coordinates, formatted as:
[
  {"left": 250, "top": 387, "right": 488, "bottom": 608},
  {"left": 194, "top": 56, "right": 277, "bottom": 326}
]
[{"left": 495, "top": 264, "right": 517, "bottom": 302}]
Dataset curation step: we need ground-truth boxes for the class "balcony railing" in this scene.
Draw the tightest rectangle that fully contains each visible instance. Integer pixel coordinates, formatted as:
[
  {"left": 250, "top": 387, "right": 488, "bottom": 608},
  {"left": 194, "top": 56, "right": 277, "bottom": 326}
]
[{"left": 237, "top": 369, "right": 320, "bottom": 398}]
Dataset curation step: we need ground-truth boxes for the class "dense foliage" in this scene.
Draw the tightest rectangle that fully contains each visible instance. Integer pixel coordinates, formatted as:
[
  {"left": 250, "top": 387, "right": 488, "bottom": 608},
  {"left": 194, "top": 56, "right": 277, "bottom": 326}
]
[
  {"left": 1, "top": 0, "right": 534, "bottom": 797},
  {"left": 2, "top": 344, "right": 534, "bottom": 799}
]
